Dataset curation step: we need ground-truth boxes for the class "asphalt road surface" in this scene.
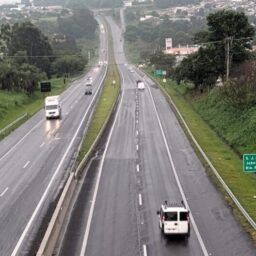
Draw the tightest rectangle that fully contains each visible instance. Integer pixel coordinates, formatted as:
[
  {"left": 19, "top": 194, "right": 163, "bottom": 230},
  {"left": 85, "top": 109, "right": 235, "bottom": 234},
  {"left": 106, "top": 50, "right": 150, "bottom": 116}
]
[
  {"left": 58, "top": 14, "right": 255, "bottom": 256},
  {"left": 0, "top": 17, "right": 109, "bottom": 256}
]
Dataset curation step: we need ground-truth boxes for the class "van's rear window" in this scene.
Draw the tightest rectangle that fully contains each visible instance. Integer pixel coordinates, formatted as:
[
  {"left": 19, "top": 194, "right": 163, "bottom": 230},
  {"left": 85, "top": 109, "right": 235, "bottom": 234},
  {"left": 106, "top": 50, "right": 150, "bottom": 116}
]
[
  {"left": 164, "top": 212, "right": 177, "bottom": 221},
  {"left": 46, "top": 105, "right": 58, "bottom": 110},
  {"left": 180, "top": 212, "right": 188, "bottom": 221}
]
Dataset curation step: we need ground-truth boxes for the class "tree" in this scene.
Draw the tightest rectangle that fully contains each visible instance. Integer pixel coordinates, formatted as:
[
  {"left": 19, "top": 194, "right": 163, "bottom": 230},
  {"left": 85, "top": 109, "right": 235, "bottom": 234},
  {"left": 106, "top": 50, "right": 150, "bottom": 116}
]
[
  {"left": 57, "top": 6, "right": 97, "bottom": 39},
  {"left": 149, "top": 51, "right": 176, "bottom": 76},
  {"left": 51, "top": 55, "right": 87, "bottom": 76},
  {"left": 194, "top": 10, "right": 255, "bottom": 79},
  {"left": 4, "top": 22, "right": 53, "bottom": 76}
]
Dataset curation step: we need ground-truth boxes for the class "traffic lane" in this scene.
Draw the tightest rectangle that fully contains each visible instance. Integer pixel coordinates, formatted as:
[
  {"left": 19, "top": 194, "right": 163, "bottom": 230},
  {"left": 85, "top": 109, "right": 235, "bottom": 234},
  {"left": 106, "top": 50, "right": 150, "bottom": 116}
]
[
  {"left": 147, "top": 84, "right": 255, "bottom": 255},
  {"left": 0, "top": 68, "right": 107, "bottom": 255},
  {"left": 137, "top": 88, "right": 204, "bottom": 256},
  {"left": 0, "top": 136, "right": 68, "bottom": 255},
  {"left": 85, "top": 159, "right": 139, "bottom": 256},
  {"left": 106, "top": 17, "right": 125, "bottom": 64},
  {"left": 83, "top": 85, "right": 138, "bottom": 256},
  {"left": 0, "top": 118, "right": 62, "bottom": 198},
  {"left": 0, "top": 83, "right": 92, "bottom": 198},
  {"left": 58, "top": 159, "right": 101, "bottom": 256}
]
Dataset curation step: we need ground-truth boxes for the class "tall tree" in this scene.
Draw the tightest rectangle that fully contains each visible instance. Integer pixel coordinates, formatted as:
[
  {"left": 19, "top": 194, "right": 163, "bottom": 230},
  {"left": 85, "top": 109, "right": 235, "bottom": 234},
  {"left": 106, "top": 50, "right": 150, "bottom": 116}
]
[
  {"left": 194, "top": 10, "right": 255, "bottom": 79},
  {"left": 6, "top": 22, "right": 53, "bottom": 76}
]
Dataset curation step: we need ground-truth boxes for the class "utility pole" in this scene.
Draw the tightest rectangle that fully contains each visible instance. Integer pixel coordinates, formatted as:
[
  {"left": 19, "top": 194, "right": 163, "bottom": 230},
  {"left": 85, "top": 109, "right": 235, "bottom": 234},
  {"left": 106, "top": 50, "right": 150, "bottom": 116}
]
[
  {"left": 226, "top": 37, "right": 230, "bottom": 81},
  {"left": 88, "top": 51, "right": 90, "bottom": 62},
  {"left": 225, "top": 36, "right": 233, "bottom": 81}
]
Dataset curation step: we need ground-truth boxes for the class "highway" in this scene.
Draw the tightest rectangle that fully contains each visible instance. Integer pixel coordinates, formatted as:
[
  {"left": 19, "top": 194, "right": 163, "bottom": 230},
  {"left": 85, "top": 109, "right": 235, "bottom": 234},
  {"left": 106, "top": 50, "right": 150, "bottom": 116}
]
[
  {"left": 0, "top": 17, "right": 109, "bottom": 256},
  {"left": 58, "top": 14, "right": 255, "bottom": 256}
]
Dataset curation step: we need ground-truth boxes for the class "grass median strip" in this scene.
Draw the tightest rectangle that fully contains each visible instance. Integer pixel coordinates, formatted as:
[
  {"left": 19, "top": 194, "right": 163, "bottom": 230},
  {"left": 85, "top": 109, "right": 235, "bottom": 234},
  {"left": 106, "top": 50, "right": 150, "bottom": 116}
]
[{"left": 148, "top": 75, "right": 256, "bottom": 242}]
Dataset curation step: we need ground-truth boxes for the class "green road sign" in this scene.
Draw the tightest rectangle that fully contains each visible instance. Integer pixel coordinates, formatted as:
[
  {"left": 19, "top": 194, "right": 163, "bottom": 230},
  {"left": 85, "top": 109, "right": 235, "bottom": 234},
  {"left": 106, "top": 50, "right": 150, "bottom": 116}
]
[
  {"left": 154, "top": 69, "right": 162, "bottom": 76},
  {"left": 243, "top": 154, "right": 256, "bottom": 172}
]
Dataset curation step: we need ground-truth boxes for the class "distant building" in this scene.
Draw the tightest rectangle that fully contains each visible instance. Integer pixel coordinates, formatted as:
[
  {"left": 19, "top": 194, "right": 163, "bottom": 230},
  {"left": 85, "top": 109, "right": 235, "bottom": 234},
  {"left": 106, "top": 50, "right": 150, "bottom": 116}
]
[
  {"left": 164, "top": 38, "right": 198, "bottom": 63},
  {"left": 123, "top": 1, "right": 132, "bottom": 7}
]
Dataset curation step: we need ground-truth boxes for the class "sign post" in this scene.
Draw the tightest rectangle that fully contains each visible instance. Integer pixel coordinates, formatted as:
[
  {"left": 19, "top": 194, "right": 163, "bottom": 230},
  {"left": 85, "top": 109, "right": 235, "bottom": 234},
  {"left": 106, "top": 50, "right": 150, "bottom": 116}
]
[{"left": 243, "top": 154, "right": 256, "bottom": 172}]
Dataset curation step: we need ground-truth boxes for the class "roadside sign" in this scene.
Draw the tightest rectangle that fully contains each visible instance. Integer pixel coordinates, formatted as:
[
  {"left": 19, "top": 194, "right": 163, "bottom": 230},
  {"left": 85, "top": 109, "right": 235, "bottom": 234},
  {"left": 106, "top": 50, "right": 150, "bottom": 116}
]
[
  {"left": 243, "top": 154, "right": 256, "bottom": 172},
  {"left": 40, "top": 82, "right": 51, "bottom": 92},
  {"left": 162, "top": 70, "right": 167, "bottom": 76},
  {"left": 154, "top": 70, "right": 162, "bottom": 76}
]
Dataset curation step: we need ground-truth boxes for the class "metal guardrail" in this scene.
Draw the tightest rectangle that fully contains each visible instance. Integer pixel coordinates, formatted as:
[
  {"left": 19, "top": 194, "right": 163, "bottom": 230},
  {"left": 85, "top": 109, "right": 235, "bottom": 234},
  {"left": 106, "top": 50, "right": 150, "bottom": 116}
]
[
  {"left": 36, "top": 173, "right": 76, "bottom": 256},
  {"left": 0, "top": 113, "right": 28, "bottom": 135},
  {"left": 142, "top": 70, "right": 256, "bottom": 230}
]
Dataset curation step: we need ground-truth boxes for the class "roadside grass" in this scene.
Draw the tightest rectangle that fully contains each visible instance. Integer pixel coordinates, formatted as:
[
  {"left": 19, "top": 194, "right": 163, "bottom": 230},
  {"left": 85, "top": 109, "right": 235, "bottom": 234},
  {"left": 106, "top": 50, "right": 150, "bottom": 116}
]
[
  {"left": 0, "top": 77, "right": 70, "bottom": 134},
  {"left": 76, "top": 23, "right": 120, "bottom": 163},
  {"left": 147, "top": 74, "right": 256, "bottom": 242}
]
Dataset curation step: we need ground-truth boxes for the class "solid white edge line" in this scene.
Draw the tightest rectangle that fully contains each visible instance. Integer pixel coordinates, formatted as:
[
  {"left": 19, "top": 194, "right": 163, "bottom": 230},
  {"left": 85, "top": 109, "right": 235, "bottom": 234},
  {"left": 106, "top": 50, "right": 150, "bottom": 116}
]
[
  {"left": 139, "top": 194, "right": 142, "bottom": 206},
  {"left": 143, "top": 244, "right": 147, "bottom": 256},
  {"left": 0, "top": 187, "right": 8, "bottom": 197},
  {"left": 147, "top": 85, "right": 209, "bottom": 256},
  {"left": 136, "top": 164, "right": 140, "bottom": 172},
  {"left": 79, "top": 75, "right": 124, "bottom": 256},
  {"left": 11, "top": 56, "right": 108, "bottom": 256},
  {"left": 23, "top": 161, "right": 30, "bottom": 169}
]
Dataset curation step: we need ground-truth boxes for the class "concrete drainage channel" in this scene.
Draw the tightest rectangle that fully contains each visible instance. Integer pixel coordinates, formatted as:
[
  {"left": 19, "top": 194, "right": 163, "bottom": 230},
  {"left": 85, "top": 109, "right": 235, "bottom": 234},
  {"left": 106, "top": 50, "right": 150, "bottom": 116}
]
[{"left": 36, "top": 88, "right": 121, "bottom": 256}]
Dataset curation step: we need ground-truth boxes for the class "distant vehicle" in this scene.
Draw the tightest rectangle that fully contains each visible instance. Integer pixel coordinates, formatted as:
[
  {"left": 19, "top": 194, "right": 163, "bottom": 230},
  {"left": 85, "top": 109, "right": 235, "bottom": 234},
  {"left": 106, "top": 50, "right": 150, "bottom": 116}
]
[
  {"left": 136, "top": 80, "right": 145, "bottom": 90},
  {"left": 157, "top": 201, "right": 190, "bottom": 237},
  {"left": 45, "top": 96, "right": 61, "bottom": 119},
  {"left": 86, "top": 76, "right": 93, "bottom": 84},
  {"left": 85, "top": 88, "right": 92, "bottom": 95}
]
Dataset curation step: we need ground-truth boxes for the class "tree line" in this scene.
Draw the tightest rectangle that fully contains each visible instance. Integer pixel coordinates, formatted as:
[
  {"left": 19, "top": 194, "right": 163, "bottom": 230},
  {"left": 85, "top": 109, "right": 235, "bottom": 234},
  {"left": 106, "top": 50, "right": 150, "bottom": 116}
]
[
  {"left": 148, "top": 10, "right": 256, "bottom": 107},
  {"left": 0, "top": 5, "right": 97, "bottom": 94}
]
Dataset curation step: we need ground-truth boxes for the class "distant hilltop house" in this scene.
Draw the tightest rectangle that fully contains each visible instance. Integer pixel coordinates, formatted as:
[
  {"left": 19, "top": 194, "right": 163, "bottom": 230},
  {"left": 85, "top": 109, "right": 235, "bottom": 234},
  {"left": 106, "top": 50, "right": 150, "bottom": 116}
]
[
  {"left": 123, "top": 0, "right": 153, "bottom": 7},
  {"left": 164, "top": 38, "right": 198, "bottom": 63}
]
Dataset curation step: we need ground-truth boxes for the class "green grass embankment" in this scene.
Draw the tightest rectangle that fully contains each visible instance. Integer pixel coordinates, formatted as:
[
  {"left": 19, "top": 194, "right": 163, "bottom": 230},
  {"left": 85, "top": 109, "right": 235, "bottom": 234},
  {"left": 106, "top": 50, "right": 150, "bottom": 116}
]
[
  {"left": 76, "top": 24, "right": 120, "bottom": 163},
  {"left": 0, "top": 77, "right": 70, "bottom": 136},
  {"left": 148, "top": 75, "right": 256, "bottom": 242}
]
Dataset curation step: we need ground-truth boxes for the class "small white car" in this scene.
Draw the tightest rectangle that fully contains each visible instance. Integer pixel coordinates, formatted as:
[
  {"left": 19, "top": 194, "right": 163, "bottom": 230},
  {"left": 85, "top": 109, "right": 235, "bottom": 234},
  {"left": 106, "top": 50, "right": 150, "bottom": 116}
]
[{"left": 157, "top": 201, "right": 190, "bottom": 238}]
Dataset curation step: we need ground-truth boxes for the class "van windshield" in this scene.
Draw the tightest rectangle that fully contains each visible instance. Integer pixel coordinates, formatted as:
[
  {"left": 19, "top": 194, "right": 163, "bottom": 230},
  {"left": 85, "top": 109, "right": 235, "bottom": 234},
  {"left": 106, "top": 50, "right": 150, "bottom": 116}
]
[
  {"left": 164, "top": 212, "right": 177, "bottom": 221},
  {"left": 46, "top": 105, "right": 58, "bottom": 110}
]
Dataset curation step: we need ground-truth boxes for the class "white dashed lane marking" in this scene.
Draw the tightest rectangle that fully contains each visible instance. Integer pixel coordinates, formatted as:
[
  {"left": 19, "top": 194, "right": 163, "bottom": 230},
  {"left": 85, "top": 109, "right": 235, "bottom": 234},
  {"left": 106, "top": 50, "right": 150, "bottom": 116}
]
[
  {"left": 0, "top": 187, "right": 8, "bottom": 197},
  {"left": 139, "top": 194, "right": 142, "bottom": 206},
  {"left": 23, "top": 161, "right": 30, "bottom": 169}
]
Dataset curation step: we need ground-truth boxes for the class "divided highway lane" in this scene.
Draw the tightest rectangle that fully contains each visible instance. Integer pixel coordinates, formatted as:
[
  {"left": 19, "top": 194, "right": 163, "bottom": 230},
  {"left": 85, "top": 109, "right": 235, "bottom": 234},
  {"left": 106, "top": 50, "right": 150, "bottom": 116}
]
[
  {"left": 137, "top": 75, "right": 255, "bottom": 255},
  {"left": 0, "top": 18, "right": 108, "bottom": 256}
]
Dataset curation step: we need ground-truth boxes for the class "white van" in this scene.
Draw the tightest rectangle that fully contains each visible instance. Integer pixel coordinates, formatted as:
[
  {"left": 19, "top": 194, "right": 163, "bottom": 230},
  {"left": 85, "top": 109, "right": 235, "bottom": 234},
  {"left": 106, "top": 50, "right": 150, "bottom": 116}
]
[
  {"left": 45, "top": 96, "right": 61, "bottom": 119},
  {"left": 136, "top": 80, "right": 145, "bottom": 90},
  {"left": 157, "top": 201, "right": 190, "bottom": 237}
]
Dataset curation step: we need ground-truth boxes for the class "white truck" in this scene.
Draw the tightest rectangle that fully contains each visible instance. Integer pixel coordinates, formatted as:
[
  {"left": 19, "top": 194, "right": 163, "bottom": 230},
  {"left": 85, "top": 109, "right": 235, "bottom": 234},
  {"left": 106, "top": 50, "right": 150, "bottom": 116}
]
[
  {"left": 137, "top": 80, "right": 145, "bottom": 90},
  {"left": 45, "top": 96, "right": 61, "bottom": 119}
]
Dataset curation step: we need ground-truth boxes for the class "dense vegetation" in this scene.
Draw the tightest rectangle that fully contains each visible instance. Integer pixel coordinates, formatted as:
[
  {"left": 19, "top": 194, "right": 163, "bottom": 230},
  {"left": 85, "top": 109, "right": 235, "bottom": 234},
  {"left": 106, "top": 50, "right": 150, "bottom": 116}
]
[
  {"left": 125, "top": 13, "right": 206, "bottom": 63},
  {"left": 191, "top": 88, "right": 256, "bottom": 154},
  {"left": 168, "top": 10, "right": 256, "bottom": 155},
  {"left": 174, "top": 10, "right": 255, "bottom": 90},
  {"left": 155, "top": 0, "right": 201, "bottom": 8},
  {"left": 0, "top": 3, "right": 98, "bottom": 94}
]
